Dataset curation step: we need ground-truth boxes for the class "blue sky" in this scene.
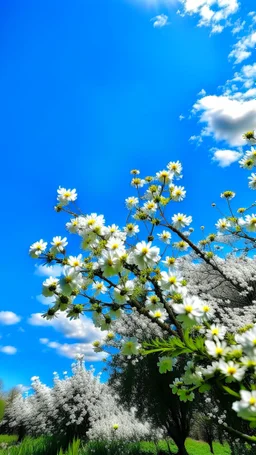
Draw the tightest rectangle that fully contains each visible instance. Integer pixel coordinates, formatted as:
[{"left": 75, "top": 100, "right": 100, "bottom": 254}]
[{"left": 1, "top": 0, "right": 256, "bottom": 391}]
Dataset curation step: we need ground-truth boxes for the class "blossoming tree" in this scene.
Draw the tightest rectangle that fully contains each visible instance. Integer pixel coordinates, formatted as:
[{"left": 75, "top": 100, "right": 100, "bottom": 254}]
[{"left": 29, "top": 131, "right": 256, "bottom": 447}]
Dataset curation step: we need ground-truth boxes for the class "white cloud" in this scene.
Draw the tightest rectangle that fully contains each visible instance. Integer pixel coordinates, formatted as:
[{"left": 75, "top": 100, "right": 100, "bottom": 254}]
[
  {"left": 0, "top": 346, "right": 17, "bottom": 355},
  {"left": 229, "top": 31, "right": 256, "bottom": 64},
  {"left": 198, "top": 88, "right": 206, "bottom": 96},
  {"left": 193, "top": 95, "right": 256, "bottom": 146},
  {"left": 179, "top": 0, "right": 239, "bottom": 33},
  {"left": 28, "top": 312, "right": 105, "bottom": 343},
  {"left": 39, "top": 338, "right": 106, "bottom": 361},
  {"left": 189, "top": 134, "right": 203, "bottom": 145},
  {"left": 36, "top": 295, "right": 55, "bottom": 306},
  {"left": 212, "top": 148, "right": 242, "bottom": 167},
  {"left": 232, "top": 19, "right": 246, "bottom": 35},
  {"left": 151, "top": 14, "right": 169, "bottom": 28},
  {"left": 179, "top": 114, "right": 185, "bottom": 120},
  {"left": 0, "top": 311, "right": 21, "bottom": 325},
  {"left": 34, "top": 264, "right": 62, "bottom": 277}
]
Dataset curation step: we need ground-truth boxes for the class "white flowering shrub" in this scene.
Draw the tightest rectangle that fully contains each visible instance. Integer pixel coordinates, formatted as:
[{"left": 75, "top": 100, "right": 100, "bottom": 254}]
[
  {"left": 29, "top": 132, "right": 256, "bottom": 444},
  {"left": 2, "top": 359, "right": 157, "bottom": 442}
]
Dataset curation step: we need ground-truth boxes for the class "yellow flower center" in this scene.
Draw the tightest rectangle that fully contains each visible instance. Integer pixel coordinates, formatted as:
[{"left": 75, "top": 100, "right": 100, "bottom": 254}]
[
  {"left": 87, "top": 219, "right": 96, "bottom": 226},
  {"left": 249, "top": 397, "right": 256, "bottom": 406},
  {"left": 185, "top": 305, "right": 193, "bottom": 313},
  {"left": 141, "top": 247, "right": 149, "bottom": 255},
  {"left": 215, "top": 347, "right": 223, "bottom": 355},
  {"left": 227, "top": 367, "right": 237, "bottom": 375},
  {"left": 154, "top": 311, "right": 162, "bottom": 318},
  {"left": 107, "top": 259, "right": 113, "bottom": 266},
  {"left": 64, "top": 191, "right": 71, "bottom": 198},
  {"left": 250, "top": 218, "right": 256, "bottom": 225},
  {"left": 168, "top": 258, "right": 175, "bottom": 265},
  {"left": 169, "top": 277, "right": 177, "bottom": 284},
  {"left": 203, "top": 306, "right": 210, "bottom": 313},
  {"left": 111, "top": 243, "right": 119, "bottom": 250},
  {"left": 212, "top": 328, "right": 219, "bottom": 335},
  {"left": 73, "top": 261, "right": 79, "bottom": 267}
]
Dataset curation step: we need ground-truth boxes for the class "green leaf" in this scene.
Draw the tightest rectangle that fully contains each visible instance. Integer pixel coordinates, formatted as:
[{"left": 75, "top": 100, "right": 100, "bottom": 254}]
[
  {"left": 221, "top": 384, "right": 240, "bottom": 398},
  {"left": 199, "top": 384, "right": 212, "bottom": 393}
]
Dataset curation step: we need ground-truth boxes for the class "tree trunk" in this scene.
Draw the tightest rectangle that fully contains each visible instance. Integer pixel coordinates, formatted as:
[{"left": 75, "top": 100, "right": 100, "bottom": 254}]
[
  {"left": 176, "top": 441, "right": 189, "bottom": 455},
  {"left": 208, "top": 440, "right": 214, "bottom": 454}
]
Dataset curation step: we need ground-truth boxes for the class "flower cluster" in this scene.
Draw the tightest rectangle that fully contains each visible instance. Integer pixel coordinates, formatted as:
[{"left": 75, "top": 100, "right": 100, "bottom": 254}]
[
  {"left": 28, "top": 149, "right": 256, "bottom": 443},
  {"left": 2, "top": 359, "right": 159, "bottom": 442}
]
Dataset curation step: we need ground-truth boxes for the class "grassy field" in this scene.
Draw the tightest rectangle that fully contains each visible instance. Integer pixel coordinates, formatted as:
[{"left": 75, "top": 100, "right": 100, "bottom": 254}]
[{"left": 0, "top": 436, "right": 232, "bottom": 455}]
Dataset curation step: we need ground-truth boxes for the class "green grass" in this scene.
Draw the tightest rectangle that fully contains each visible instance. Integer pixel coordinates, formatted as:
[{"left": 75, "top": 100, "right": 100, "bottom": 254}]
[
  {"left": 0, "top": 436, "right": 233, "bottom": 455},
  {"left": 0, "top": 435, "right": 18, "bottom": 445}
]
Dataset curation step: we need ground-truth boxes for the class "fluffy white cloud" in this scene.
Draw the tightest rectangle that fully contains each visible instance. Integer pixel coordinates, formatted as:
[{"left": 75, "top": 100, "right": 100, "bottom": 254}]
[
  {"left": 193, "top": 95, "right": 256, "bottom": 146},
  {"left": 28, "top": 312, "right": 106, "bottom": 343},
  {"left": 232, "top": 19, "right": 246, "bottom": 35},
  {"left": 34, "top": 264, "right": 62, "bottom": 277},
  {"left": 36, "top": 295, "right": 55, "bottom": 306},
  {"left": 179, "top": 0, "right": 239, "bottom": 33},
  {"left": 39, "top": 338, "right": 106, "bottom": 360},
  {"left": 0, "top": 346, "right": 17, "bottom": 355},
  {"left": 212, "top": 148, "right": 242, "bottom": 167},
  {"left": 229, "top": 31, "right": 256, "bottom": 64},
  {"left": 151, "top": 14, "right": 169, "bottom": 28},
  {"left": 0, "top": 311, "right": 21, "bottom": 325}
]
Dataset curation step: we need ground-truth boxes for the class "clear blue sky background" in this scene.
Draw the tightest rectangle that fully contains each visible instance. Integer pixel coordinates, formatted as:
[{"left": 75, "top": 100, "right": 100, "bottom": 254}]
[{"left": 0, "top": 0, "right": 256, "bottom": 390}]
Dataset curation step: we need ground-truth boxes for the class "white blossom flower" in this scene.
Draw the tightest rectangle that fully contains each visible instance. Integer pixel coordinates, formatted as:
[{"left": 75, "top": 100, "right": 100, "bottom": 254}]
[
  {"left": 128, "top": 241, "right": 160, "bottom": 270},
  {"left": 243, "top": 214, "right": 256, "bottom": 232},
  {"left": 57, "top": 187, "right": 77, "bottom": 206},
  {"left": 215, "top": 218, "right": 231, "bottom": 232},
  {"left": 124, "top": 223, "right": 139, "bottom": 237},
  {"left": 50, "top": 236, "right": 68, "bottom": 253},
  {"left": 67, "top": 254, "right": 83, "bottom": 270},
  {"left": 156, "top": 169, "right": 173, "bottom": 184},
  {"left": 98, "top": 251, "right": 121, "bottom": 277},
  {"left": 162, "top": 256, "right": 176, "bottom": 269},
  {"left": 92, "top": 281, "right": 108, "bottom": 296},
  {"left": 167, "top": 161, "right": 182, "bottom": 177},
  {"left": 206, "top": 324, "right": 227, "bottom": 340},
  {"left": 218, "top": 360, "right": 246, "bottom": 381},
  {"left": 157, "top": 231, "right": 171, "bottom": 244},
  {"left": 249, "top": 173, "right": 256, "bottom": 190},
  {"left": 42, "top": 276, "right": 60, "bottom": 297},
  {"left": 149, "top": 308, "right": 168, "bottom": 323},
  {"left": 125, "top": 196, "right": 139, "bottom": 209},
  {"left": 172, "top": 213, "right": 192, "bottom": 229},
  {"left": 29, "top": 239, "right": 47, "bottom": 258},
  {"left": 205, "top": 340, "right": 229, "bottom": 358},
  {"left": 113, "top": 280, "right": 135, "bottom": 304},
  {"left": 172, "top": 296, "right": 203, "bottom": 326},
  {"left": 232, "top": 390, "right": 256, "bottom": 419},
  {"left": 158, "top": 272, "right": 182, "bottom": 291},
  {"left": 142, "top": 201, "right": 158, "bottom": 215},
  {"left": 171, "top": 186, "right": 186, "bottom": 202}
]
